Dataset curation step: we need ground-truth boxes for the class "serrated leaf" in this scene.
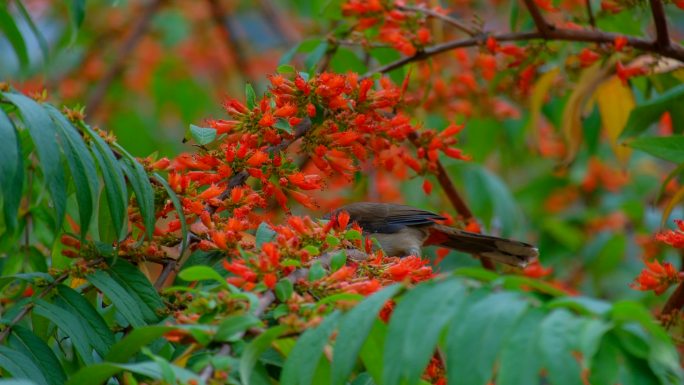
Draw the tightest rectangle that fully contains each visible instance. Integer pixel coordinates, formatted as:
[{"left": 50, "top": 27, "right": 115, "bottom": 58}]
[
  {"left": 538, "top": 309, "right": 583, "bottom": 385},
  {"left": 215, "top": 314, "right": 261, "bottom": 342},
  {"left": 153, "top": 173, "right": 188, "bottom": 254},
  {"left": 280, "top": 311, "right": 341, "bottom": 385},
  {"left": 275, "top": 279, "right": 294, "bottom": 302},
  {"left": 3, "top": 93, "right": 67, "bottom": 230},
  {"left": 496, "top": 308, "right": 545, "bottom": 385},
  {"left": 332, "top": 284, "right": 401, "bottom": 385},
  {"left": 55, "top": 285, "right": 115, "bottom": 357},
  {"left": 0, "top": 345, "right": 48, "bottom": 385},
  {"left": 445, "top": 291, "right": 529, "bottom": 385},
  {"left": 240, "top": 325, "right": 288, "bottom": 385},
  {"left": 8, "top": 326, "right": 66, "bottom": 385},
  {"left": 189, "top": 124, "right": 217, "bottom": 145},
  {"left": 45, "top": 106, "right": 98, "bottom": 239},
  {"left": 0, "top": 109, "right": 23, "bottom": 233},
  {"left": 86, "top": 129, "right": 128, "bottom": 241},
  {"left": 33, "top": 299, "right": 95, "bottom": 365},
  {"left": 384, "top": 279, "right": 466, "bottom": 385}
]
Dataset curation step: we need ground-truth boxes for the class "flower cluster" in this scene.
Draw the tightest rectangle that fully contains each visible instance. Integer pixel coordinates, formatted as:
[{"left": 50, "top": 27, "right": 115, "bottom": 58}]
[{"left": 631, "top": 221, "right": 684, "bottom": 295}]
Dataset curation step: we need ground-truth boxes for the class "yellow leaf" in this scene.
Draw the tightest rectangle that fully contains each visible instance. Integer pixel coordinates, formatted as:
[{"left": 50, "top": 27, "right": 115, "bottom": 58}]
[
  {"left": 173, "top": 344, "right": 198, "bottom": 368},
  {"left": 528, "top": 67, "right": 560, "bottom": 145},
  {"left": 560, "top": 60, "right": 615, "bottom": 166},
  {"left": 70, "top": 278, "right": 87, "bottom": 288},
  {"left": 595, "top": 75, "right": 635, "bottom": 165},
  {"left": 662, "top": 184, "right": 684, "bottom": 228}
]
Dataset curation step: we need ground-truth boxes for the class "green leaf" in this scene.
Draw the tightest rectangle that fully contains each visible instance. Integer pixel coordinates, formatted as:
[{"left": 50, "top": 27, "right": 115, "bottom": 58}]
[
  {"left": 87, "top": 270, "right": 147, "bottom": 327},
  {"left": 54, "top": 285, "right": 115, "bottom": 357},
  {"left": 215, "top": 314, "right": 261, "bottom": 342},
  {"left": 3, "top": 93, "right": 66, "bottom": 230},
  {"left": 305, "top": 41, "right": 329, "bottom": 71},
  {"left": 329, "top": 48, "right": 367, "bottom": 74},
  {"left": 0, "top": 4, "right": 29, "bottom": 69},
  {"left": 114, "top": 144, "right": 155, "bottom": 240},
  {"left": 281, "top": 311, "right": 341, "bottom": 385},
  {"left": 45, "top": 106, "right": 98, "bottom": 239},
  {"left": 85, "top": 126, "right": 128, "bottom": 241},
  {"left": 246, "top": 84, "right": 257, "bottom": 110},
  {"left": 178, "top": 265, "right": 227, "bottom": 286},
  {"left": 153, "top": 173, "right": 188, "bottom": 254},
  {"left": 255, "top": 222, "right": 277, "bottom": 248},
  {"left": 275, "top": 279, "right": 294, "bottom": 302},
  {"left": 329, "top": 251, "right": 346, "bottom": 272},
  {"left": 34, "top": 300, "right": 95, "bottom": 365},
  {"left": 14, "top": 1, "right": 49, "bottom": 63},
  {"left": 0, "top": 109, "right": 23, "bottom": 233},
  {"left": 8, "top": 326, "right": 66, "bottom": 385},
  {"left": 445, "top": 291, "right": 529, "bottom": 385},
  {"left": 538, "top": 309, "right": 583, "bottom": 385},
  {"left": 69, "top": 0, "right": 86, "bottom": 28},
  {"left": 621, "top": 84, "right": 684, "bottom": 138},
  {"left": 0, "top": 346, "right": 48, "bottom": 385},
  {"left": 332, "top": 284, "right": 401, "bottom": 385},
  {"left": 277, "top": 64, "right": 296, "bottom": 74},
  {"left": 189, "top": 124, "right": 217, "bottom": 145},
  {"left": 344, "top": 229, "right": 362, "bottom": 240},
  {"left": 496, "top": 308, "right": 545, "bottom": 385},
  {"left": 107, "top": 259, "right": 164, "bottom": 322},
  {"left": 308, "top": 261, "right": 326, "bottom": 281},
  {"left": 384, "top": 279, "right": 466, "bottom": 385},
  {"left": 240, "top": 325, "right": 288, "bottom": 385},
  {"left": 303, "top": 245, "right": 320, "bottom": 256},
  {"left": 627, "top": 136, "right": 684, "bottom": 164},
  {"left": 588, "top": 333, "right": 620, "bottom": 385},
  {"left": 66, "top": 361, "right": 201, "bottom": 385},
  {"left": 105, "top": 325, "right": 174, "bottom": 363}
]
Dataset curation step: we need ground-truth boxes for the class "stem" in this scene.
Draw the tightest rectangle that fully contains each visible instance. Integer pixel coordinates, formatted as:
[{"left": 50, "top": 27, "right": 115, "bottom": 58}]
[
  {"left": 584, "top": 0, "right": 596, "bottom": 28},
  {"left": 206, "top": 0, "right": 254, "bottom": 83},
  {"left": 397, "top": 4, "right": 477, "bottom": 36},
  {"left": 649, "top": 0, "right": 670, "bottom": 49},
  {"left": 521, "top": 0, "right": 552, "bottom": 37}
]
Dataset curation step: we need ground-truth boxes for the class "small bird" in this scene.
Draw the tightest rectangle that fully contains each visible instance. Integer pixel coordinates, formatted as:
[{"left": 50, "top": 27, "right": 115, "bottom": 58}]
[{"left": 327, "top": 202, "right": 538, "bottom": 267}]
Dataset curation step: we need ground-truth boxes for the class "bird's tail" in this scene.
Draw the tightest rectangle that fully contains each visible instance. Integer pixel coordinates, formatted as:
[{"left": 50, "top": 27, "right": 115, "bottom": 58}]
[{"left": 429, "top": 224, "right": 538, "bottom": 267}]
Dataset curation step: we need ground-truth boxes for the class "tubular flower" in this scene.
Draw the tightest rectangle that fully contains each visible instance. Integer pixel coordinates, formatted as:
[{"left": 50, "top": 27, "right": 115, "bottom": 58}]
[
  {"left": 655, "top": 220, "right": 684, "bottom": 248},
  {"left": 630, "top": 260, "right": 681, "bottom": 295}
]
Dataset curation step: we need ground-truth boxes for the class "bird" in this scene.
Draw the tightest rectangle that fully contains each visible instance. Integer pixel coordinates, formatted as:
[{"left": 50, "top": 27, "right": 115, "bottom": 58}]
[{"left": 326, "top": 202, "right": 538, "bottom": 267}]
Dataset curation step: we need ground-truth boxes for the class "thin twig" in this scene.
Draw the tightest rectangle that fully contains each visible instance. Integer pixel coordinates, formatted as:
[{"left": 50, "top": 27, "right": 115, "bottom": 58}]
[
  {"left": 86, "top": 0, "right": 164, "bottom": 117},
  {"left": 397, "top": 4, "right": 477, "bottom": 36},
  {"left": 649, "top": 0, "right": 670, "bottom": 49},
  {"left": 521, "top": 0, "right": 553, "bottom": 37}
]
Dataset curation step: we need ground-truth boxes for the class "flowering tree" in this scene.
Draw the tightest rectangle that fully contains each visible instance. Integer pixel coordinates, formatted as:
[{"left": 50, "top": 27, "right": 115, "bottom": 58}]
[{"left": 2, "top": 0, "right": 684, "bottom": 384}]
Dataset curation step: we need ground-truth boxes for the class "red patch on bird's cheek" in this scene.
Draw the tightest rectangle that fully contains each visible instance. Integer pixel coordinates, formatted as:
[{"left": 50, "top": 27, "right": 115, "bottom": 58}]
[{"left": 424, "top": 229, "right": 449, "bottom": 245}]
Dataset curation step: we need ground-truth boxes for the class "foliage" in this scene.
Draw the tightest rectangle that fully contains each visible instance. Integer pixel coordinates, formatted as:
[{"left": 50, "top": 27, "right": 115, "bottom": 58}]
[{"left": 2, "top": 0, "right": 684, "bottom": 384}]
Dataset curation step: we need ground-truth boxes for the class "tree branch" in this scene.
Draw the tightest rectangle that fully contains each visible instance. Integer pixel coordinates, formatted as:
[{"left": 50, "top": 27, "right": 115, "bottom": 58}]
[
  {"left": 206, "top": 0, "right": 255, "bottom": 83},
  {"left": 396, "top": 4, "right": 478, "bottom": 36},
  {"left": 584, "top": 0, "right": 596, "bottom": 28},
  {"left": 649, "top": 0, "right": 670, "bottom": 49},
  {"left": 86, "top": 0, "right": 163, "bottom": 117},
  {"left": 521, "top": 0, "right": 553, "bottom": 37},
  {"left": 366, "top": 27, "right": 684, "bottom": 76}
]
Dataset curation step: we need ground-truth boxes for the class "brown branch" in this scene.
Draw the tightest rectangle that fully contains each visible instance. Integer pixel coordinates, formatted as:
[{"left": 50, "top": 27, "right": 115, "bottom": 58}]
[
  {"left": 396, "top": 4, "right": 478, "bottom": 36},
  {"left": 649, "top": 0, "right": 670, "bottom": 49},
  {"left": 521, "top": 0, "right": 553, "bottom": 37},
  {"left": 661, "top": 281, "right": 684, "bottom": 324},
  {"left": 86, "top": 0, "right": 164, "bottom": 117},
  {"left": 206, "top": 0, "right": 255, "bottom": 83},
  {"left": 256, "top": 0, "right": 300, "bottom": 45},
  {"left": 366, "top": 27, "right": 684, "bottom": 76}
]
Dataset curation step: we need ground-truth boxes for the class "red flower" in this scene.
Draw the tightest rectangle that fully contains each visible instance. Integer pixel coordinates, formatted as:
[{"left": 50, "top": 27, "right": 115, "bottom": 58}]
[
  {"left": 522, "top": 260, "right": 553, "bottom": 278},
  {"left": 422, "top": 179, "right": 432, "bottom": 195},
  {"left": 534, "top": 0, "right": 557, "bottom": 11},
  {"left": 246, "top": 150, "right": 269, "bottom": 167},
  {"left": 655, "top": 220, "right": 684, "bottom": 248},
  {"left": 631, "top": 260, "right": 681, "bottom": 295},
  {"left": 613, "top": 36, "right": 627, "bottom": 52},
  {"left": 263, "top": 273, "right": 277, "bottom": 289},
  {"left": 385, "top": 256, "right": 433, "bottom": 282},
  {"left": 578, "top": 48, "right": 600, "bottom": 67}
]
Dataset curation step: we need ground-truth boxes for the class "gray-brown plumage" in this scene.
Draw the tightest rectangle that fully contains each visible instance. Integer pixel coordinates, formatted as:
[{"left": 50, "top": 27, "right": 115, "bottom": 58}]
[{"left": 326, "top": 202, "right": 538, "bottom": 267}]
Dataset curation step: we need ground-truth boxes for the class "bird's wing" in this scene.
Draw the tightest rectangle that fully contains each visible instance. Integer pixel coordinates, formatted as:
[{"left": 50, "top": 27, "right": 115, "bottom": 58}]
[{"left": 335, "top": 202, "right": 446, "bottom": 233}]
